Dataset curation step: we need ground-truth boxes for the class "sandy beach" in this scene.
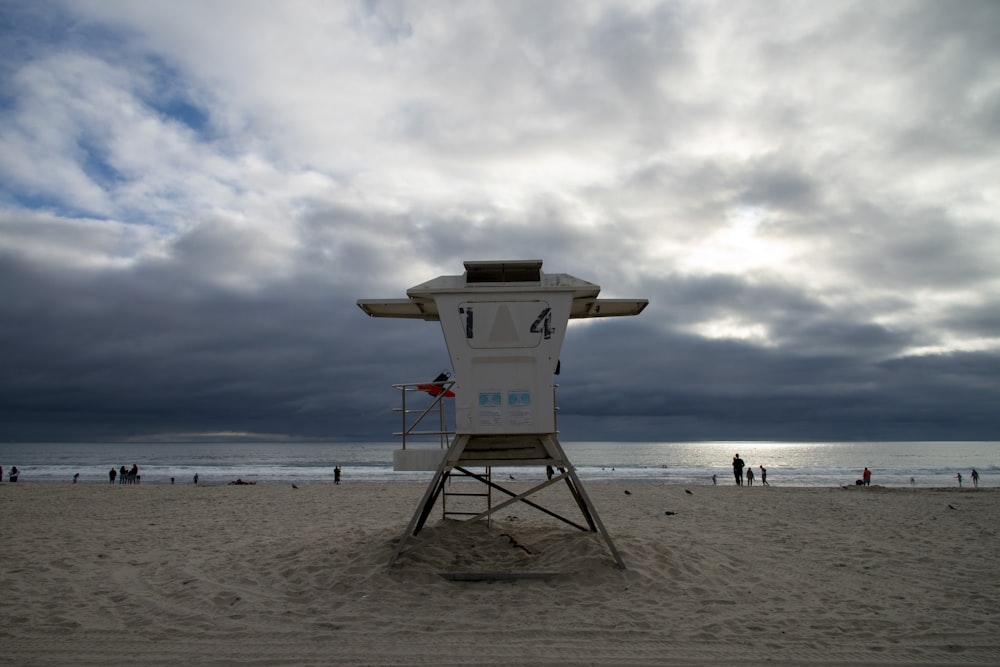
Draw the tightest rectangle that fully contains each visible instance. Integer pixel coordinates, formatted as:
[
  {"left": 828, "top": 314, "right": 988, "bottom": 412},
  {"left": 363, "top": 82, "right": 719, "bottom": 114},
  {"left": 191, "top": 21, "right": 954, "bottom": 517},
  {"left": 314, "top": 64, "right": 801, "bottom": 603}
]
[{"left": 1, "top": 480, "right": 997, "bottom": 666}]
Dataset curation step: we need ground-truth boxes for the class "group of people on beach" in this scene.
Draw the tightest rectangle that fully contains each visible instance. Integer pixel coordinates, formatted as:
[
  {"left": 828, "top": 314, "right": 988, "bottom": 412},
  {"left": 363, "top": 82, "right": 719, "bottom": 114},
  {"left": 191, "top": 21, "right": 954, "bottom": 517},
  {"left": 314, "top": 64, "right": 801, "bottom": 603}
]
[
  {"left": 957, "top": 469, "right": 980, "bottom": 488},
  {"left": 725, "top": 454, "right": 769, "bottom": 487},
  {"left": 866, "top": 466, "right": 982, "bottom": 488},
  {"left": 720, "top": 459, "right": 985, "bottom": 488},
  {"left": 109, "top": 464, "right": 140, "bottom": 485},
  {"left": 1, "top": 466, "right": 19, "bottom": 482}
]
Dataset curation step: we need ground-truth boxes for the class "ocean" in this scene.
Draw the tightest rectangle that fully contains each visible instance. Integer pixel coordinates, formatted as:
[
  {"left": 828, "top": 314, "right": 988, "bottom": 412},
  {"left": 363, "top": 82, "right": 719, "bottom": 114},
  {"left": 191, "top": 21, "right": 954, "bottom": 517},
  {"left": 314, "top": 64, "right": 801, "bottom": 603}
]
[{"left": 0, "top": 440, "right": 996, "bottom": 488}]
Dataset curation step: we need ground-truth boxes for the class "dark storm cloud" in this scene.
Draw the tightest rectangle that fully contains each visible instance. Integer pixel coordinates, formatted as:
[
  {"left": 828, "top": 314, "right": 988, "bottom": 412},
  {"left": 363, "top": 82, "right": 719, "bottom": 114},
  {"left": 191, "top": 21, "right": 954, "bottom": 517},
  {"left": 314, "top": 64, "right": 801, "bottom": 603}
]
[
  {"left": 814, "top": 203, "right": 999, "bottom": 296},
  {"left": 0, "top": 204, "right": 452, "bottom": 441},
  {"left": 0, "top": 252, "right": 447, "bottom": 441},
  {"left": 2, "top": 206, "right": 998, "bottom": 442},
  {"left": 557, "top": 313, "right": 1000, "bottom": 442}
]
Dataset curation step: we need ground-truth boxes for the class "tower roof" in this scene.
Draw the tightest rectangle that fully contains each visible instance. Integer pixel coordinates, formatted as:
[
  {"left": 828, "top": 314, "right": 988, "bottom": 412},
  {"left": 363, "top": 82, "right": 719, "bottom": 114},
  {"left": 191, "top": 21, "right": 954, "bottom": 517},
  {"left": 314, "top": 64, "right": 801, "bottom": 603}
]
[{"left": 357, "top": 259, "right": 647, "bottom": 321}]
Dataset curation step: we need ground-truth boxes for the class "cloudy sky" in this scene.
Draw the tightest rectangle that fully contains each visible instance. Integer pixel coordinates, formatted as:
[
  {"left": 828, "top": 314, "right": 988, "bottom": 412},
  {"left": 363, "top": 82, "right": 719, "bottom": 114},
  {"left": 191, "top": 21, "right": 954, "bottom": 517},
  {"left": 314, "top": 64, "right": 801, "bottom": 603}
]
[{"left": 2, "top": 0, "right": 999, "bottom": 444}]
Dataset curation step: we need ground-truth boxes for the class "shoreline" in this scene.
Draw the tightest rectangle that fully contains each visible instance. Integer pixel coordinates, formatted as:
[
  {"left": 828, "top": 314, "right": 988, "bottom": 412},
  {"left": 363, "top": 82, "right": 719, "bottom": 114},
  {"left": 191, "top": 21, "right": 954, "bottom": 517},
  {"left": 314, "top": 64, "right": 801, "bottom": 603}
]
[
  {"left": 3, "top": 440, "right": 994, "bottom": 490},
  {"left": 1, "top": 478, "right": 990, "bottom": 491},
  {"left": 2, "top": 482, "right": 998, "bottom": 665}
]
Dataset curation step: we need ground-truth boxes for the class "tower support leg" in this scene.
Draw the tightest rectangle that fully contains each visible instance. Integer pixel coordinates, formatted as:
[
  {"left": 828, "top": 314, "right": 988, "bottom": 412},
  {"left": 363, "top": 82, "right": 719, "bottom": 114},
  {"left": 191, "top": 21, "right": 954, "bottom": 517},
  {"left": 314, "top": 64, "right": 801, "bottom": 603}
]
[
  {"left": 387, "top": 435, "right": 467, "bottom": 567},
  {"left": 545, "top": 435, "right": 625, "bottom": 569},
  {"left": 387, "top": 433, "right": 626, "bottom": 570}
]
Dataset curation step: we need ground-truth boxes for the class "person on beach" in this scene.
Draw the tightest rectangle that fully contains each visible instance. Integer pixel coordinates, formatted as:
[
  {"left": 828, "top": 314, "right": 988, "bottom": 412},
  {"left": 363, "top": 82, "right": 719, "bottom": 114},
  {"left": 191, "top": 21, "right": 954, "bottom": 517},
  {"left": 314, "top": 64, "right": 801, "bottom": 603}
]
[
  {"left": 956, "top": 472, "right": 962, "bottom": 487},
  {"left": 194, "top": 473, "right": 199, "bottom": 484},
  {"left": 73, "top": 473, "right": 79, "bottom": 483},
  {"left": 760, "top": 465, "right": 769, "bottom": 486},
  {"left": 119, "top": 465, "right": 127, "bottom": 485},
  {"left": 109, "top": 468, "right": 116, "bottom": 484},
  {"left": 733, "top": 454, "right": 745, "bottom": 486},
  {"left": 863, "top": 467, "right": 871, "bottom": 486},
  {"left": 10, "top": 466, "right": 19, "bottom": 482},
  {"left": 971, "top": 469, "right": 979, "bottom": 488},
  {"left": 746, "top": 467, "right": 755, "bottom": 486},
  {"left": 712, "top": 474, "right": 717, "bottom": 485}
]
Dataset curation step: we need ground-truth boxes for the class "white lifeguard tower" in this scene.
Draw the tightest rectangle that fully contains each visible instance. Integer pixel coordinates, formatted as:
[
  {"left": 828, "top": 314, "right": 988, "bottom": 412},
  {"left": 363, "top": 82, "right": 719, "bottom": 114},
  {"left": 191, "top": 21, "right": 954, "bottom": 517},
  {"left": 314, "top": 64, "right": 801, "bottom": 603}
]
[{"left": 358, "top": 260, "right": 647, "bottom": 569}]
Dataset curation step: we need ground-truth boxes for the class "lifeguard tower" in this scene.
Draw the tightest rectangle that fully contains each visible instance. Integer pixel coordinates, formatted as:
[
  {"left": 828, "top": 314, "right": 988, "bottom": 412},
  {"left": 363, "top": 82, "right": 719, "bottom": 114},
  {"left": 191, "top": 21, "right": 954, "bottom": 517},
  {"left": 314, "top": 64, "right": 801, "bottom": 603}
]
[{"left": 358, "top": 260, "right": 647, "bottom": 568}]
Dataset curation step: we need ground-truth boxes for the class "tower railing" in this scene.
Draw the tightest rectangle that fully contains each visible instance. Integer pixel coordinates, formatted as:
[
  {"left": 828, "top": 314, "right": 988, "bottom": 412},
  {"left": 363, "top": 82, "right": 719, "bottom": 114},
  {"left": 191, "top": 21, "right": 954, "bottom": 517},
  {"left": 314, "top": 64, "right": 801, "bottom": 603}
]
[
  {"left": 390, "top": 381, "right": 560, "bottom": 450},
  {"left": 391, "top": 380, "right": 456, "bottom": 450}
]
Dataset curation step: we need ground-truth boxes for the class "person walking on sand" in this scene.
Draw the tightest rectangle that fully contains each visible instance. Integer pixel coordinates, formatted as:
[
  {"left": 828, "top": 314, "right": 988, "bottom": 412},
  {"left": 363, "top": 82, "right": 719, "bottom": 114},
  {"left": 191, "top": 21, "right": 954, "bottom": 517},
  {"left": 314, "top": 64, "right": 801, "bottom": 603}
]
[
  {"left": 712, "top": 474, "right": 717, "bottom": 485},
  {"left": 733, "top": 454, "right": 745, "bottom": 486},
  {"left": 971, "top": 469, "right": 979, "bottom": 488},
  {"left": 956, "top": 472, "right": 962, "bottom": 488},
  {"left": 760, "top": 465, "right": 769, "bottom": 486},
  {"left": 863, "top": 467, "right": 871, "bottom": 486}
]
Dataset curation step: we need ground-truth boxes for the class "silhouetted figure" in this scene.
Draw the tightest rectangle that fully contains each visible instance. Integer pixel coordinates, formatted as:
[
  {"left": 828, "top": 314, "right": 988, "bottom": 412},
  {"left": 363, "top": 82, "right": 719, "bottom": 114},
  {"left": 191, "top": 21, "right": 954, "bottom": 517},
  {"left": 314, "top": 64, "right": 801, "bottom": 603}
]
[
  {"left": 334, "top": 466, "right": 342, "bottom": 485},
  {"left": 746, "top": 467, "right": 755, "bottom": 486},
  {"left": 956, "top": 472, "right": 962, "bottom": 488},
  {"left": 109, "top": 468, "right": 117, "bottom": 484},
  {"left": 863, "top": 467, "right": 871, "bottom": 486},
  {"left": 733, "top": 454, "right": 745, "bottom": 486},
  {"left": 194, "top": 473, "right": 199, "bottom": 484},
  {"left": 10, "top": 466, "right": 19, "bottom": 482},
  {"left": 73, "top": 473, "right": 79, "bottom": 483},
  {"left": 971, "top": 469, "right": 979, "bottom": 488},
  {"left": 760, "top": 465, "right": 769, "bottom": 486}
]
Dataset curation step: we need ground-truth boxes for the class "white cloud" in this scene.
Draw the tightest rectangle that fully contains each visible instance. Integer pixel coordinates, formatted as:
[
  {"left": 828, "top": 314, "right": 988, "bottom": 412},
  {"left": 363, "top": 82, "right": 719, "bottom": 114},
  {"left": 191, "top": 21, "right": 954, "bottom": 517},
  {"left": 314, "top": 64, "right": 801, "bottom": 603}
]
[{"left": 2, "top": 0, "right": 999, "bottom": 440}]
